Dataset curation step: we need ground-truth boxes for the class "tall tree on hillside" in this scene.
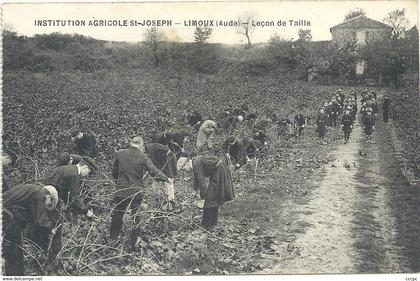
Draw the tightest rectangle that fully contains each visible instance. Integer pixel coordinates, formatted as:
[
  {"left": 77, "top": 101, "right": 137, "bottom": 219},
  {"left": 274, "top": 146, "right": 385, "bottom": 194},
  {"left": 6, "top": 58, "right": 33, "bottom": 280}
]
[
  {"left": 144, "top": 27, "right": 166, "bottom": 66},
  {"left": 298, "top": 29, "right": 312, "bottom": 42},
  {"left": 237, "top": 12, "right": 256, "bottom": 49},
  {"left": 383, "top": 9, "right": 409, "bottom": 39},
  {"left": 193, "top": 27, "right": 215, "bottom": 73},
  {"left": 194, "top": 27, "right": 212, "bottom": 44},
  {"left": 344, "top": 8, "right": 366, "bottom": 21}
]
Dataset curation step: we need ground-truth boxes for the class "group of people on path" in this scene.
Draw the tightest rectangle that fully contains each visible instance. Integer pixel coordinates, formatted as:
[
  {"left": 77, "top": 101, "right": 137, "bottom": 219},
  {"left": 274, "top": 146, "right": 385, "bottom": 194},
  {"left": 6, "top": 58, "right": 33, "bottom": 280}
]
[{"left": 316, "top": 88, "right": 391, "bottom": 143}]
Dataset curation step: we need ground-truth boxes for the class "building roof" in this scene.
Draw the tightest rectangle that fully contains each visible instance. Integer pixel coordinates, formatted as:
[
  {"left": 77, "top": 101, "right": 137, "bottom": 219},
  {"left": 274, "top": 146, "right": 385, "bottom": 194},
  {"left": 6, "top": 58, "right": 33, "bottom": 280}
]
[{"left": 330, "top": 15, "right": 393, "bottom": 32}]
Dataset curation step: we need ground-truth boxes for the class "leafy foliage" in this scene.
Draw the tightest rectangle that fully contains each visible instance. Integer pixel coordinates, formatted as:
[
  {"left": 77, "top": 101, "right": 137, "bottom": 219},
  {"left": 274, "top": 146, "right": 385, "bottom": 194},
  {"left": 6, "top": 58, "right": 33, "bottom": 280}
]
[
  {"left": 383, "top": 9, "right": 410, "bottom": 39},
  {"left": 194, "top": 27, "right": 213, "bottom": 44},
  {"left": 344, "top": 8, "right": 366, "bottom": 21}
]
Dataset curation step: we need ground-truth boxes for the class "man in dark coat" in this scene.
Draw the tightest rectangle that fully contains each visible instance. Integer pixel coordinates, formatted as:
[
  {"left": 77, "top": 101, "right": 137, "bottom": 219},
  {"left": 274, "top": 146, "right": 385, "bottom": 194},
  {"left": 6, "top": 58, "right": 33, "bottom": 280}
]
[
  {"left": 151, "top": 131, "right": 186, "bottom": 160},
  {"left": 316, "top": 108, "right": 328, "bottom": 140},
  {"left": 188, "top": 110, "right": 203, "bottom": 131},
  {"left": 363, "top": 107, "right": 376, "bottom": 140},
  {"left": 341, "top": 108, "right": 354, "bottom": 144},
  {"left": 222, "top": 137, "right": 248, "bottom": 168},
  {"left": 32, "top": 157, "right": 97, "bottom": 259},
  {"left": 294, "top": 114, "right": 306, "bottom": 137},
  {"left": 2, "top": 184, "right": 58, "bottom": 275},
  {"left": 330, "top": 100, "right": 340, "bottom": 127},
  {"left": 71, "top": 130, "right": 98, "bottom": 158},
  {"left": 192, "top": 152, "right": 234, "bottom": 230},
  {"left": 382, "top": 96, "right": 391, "bottom": 123},
  {"left": 111, "top": 136, "right": 169, "bottom": 250}
]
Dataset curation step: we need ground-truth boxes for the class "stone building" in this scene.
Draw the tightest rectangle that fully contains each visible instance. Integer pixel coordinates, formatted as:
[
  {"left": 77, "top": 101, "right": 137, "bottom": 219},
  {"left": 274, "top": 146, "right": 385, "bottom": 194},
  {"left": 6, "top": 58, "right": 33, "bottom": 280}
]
[{"left": 330, "top": 15, "right": 393, "bottom": 75}]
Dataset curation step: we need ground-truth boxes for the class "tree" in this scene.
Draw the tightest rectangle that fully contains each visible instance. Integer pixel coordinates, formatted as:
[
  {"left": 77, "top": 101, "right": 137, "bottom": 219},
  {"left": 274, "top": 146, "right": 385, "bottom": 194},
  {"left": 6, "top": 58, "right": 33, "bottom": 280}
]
[
  {"left": 344, "top": 8, "right": 366, "bottom": 21},
  {"left": 298, "top": 29, "right": 312, "bottom": 42},
  {"left": 383, "top": 9, "right": 409, "bottom": 39},
  {"left": 192, "top": 27, "right": 216, "bottom": 73},
  {"left": 359, "top": 37, "right": 409, "bottom": 87},
  {"left": 194, "top": 27, "right": 212, "bottom": 44},
  {"left": 268, "top": 33, "right": 295, "bottom": 67},
  {"left": 237, "top": 13, "right": 256, "bottom": 48},
  {"left": 144, "top": 27, "right": 166, "bottom": 66},
  {"left": 328, "top": 42, "right": 358, "bottom": 84}
]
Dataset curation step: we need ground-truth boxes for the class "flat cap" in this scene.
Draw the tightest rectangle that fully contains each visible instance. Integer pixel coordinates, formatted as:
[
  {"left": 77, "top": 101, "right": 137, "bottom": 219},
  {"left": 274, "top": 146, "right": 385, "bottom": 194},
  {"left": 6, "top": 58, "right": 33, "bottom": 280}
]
[{"left": 80, "top": 156, "right": 98, "bottom": 171}]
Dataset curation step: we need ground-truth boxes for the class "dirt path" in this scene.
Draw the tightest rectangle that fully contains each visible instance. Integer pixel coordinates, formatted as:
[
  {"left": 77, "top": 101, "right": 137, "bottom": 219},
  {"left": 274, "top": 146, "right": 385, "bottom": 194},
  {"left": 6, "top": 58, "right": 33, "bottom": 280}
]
[{"left": 260, "top": 94, "right": 420, "bottom": 274}]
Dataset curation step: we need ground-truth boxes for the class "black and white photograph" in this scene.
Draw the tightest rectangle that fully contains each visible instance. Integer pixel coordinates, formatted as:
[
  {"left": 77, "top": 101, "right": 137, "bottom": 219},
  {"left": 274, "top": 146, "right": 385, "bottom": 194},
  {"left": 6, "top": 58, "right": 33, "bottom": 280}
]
[{"left": 1, "top": 0, "right": 419, "bottom": 278}]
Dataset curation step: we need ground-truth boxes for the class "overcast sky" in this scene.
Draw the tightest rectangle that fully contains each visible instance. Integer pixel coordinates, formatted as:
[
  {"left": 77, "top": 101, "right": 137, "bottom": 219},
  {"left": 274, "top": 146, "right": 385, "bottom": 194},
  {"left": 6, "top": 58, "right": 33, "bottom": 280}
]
[{"left": 3, "top": 1, "right": 418, "bottom": 43}]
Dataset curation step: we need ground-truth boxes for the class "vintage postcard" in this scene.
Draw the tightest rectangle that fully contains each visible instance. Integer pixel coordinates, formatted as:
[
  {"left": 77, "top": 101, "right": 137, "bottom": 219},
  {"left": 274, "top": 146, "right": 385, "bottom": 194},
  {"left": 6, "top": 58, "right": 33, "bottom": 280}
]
[{"left": 1, "top": 0, "right": 419, "bottom": 279}]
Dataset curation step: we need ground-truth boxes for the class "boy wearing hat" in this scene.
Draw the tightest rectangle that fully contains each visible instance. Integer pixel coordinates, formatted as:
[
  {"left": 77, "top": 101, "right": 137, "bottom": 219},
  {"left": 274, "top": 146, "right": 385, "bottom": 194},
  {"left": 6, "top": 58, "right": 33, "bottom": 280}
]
[
  {"left": 2, "top": 183, "right": 58, "bottom": 275},
  {"left": 363, "top": 107, "right": 375, "bottom": 140},
  {"left": 71, "top": 130, "right": 98, "bottom": 159},
  {"left": 341, "top": 108, "right": 354, "bottom": 144},
  {"left": 316, "top": 108, "right": 328, "bottom": 141}
]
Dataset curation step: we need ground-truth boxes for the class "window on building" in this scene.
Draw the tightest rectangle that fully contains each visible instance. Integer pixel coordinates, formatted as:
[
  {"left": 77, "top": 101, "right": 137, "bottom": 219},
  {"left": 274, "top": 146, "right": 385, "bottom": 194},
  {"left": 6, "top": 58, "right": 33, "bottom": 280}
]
[
  {"left": 356, "top": 30, "right": 367, "bottom": 45},
  {"left": 356, "top": 61, "right": 366, "bottom": 75}
]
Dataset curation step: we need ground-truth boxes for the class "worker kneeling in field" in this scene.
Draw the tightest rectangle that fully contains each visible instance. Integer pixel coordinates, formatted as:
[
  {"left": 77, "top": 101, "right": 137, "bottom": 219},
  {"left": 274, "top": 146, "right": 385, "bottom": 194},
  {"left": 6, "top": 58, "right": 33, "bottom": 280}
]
[
  {"left": 192, "top": 151, "right": 234, "bottom": 230},
  {"left": 2, "top": 184, "right": 58, "bottom": 275},
  {"left": 145, "top": 143, "right": 178, "bottom": 211},
  {"left": 111, "top": 136, "right": 170, "bottom": 251}
]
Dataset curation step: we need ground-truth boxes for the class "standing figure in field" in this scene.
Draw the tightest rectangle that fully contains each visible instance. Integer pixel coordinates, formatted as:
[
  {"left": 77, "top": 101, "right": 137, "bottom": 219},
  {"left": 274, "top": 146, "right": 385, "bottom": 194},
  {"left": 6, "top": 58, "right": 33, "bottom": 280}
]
[
  {"left": 145, "top": 143, "right": 178, "bottom": 210},
  {"left": 324, "top": 102, "right": 332, "bottom": 127},
  {"left": 2, "top": 184, "right": 58, "bottom": 275},
  {"left": 316, "top": 108, "right": 328, "bottom": 141},
  {"left": 294, "top": 113, "right": 306, "bottom": 138},
  {"left": 341, "top": 108, "right": 354, "bottom": 144},
  {"left": 110, "top": 136, "right": 169, "bottom": 250},
  {"left": 192, "top": 152, "right": 234, "bottom": 230},
  {"left": 363, "top": 108, "right": 376, "bottom": 140},
  {"left": 71, "top": 130, "right": 98, "bottom": 159},
  {"left": 196, "top": 120, "right": 219, "bottom": 152},
  {"left": 382, "top": 95, "right": 391, "bottom": 123}
]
